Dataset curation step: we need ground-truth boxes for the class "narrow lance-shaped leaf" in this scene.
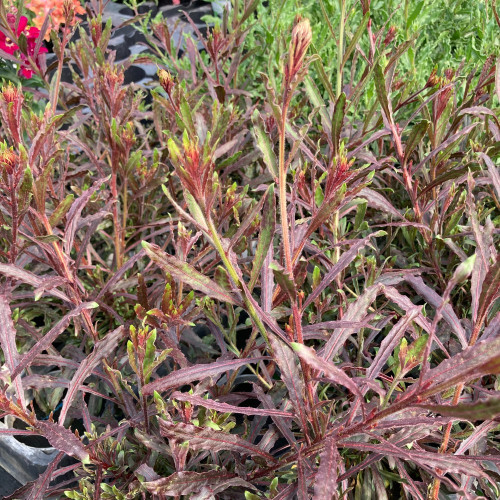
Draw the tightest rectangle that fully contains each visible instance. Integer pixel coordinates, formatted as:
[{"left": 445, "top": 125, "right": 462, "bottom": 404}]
[
  {"left": 419, "top": 337, "right": 500, "bottom": 399},
  {"left": 36, "top": 421, "right": 89, "bottom": 462},
  {"left": 331, "top": 92, "right": 347, "bottom": 157},
  {"left": 158, "top": 420, "right": 276, "bottom": 462},
  {"left": 416, "top": 397, "right": 500, "bottom": 421},
  {"left": 304, "top": 76, "right": 332, "bottom": 134},
  {"left": 59, "top": 326, "right": 124, "bottom": 424},
  {"left": 269, "top": 336, "right": 308, "bottom": 432},
  {"left": 0, "top": 295, "right": 24, "bottom": 408},
  {"left": 292, "top": 343, "right": 362, "bottom": 398},
  {"left": 313, "top": 436, "right": 339, "bottom": 500},
  {"left": 49, "top": 194, "right": 74, "bottom": 227},
  {"left": 367, "top": 309, "right": 421, "bottom": 380},
  {"left": 143, "top": 471, "right": 252, "bottom": 497},
  {"left": 374, "top": 61, "right": 392, "bottom": 121},
  {"left": 142, "top": 357, "right": 266, "bottom": 395},
  {"left": 477, "top": 254, "right": 500, "bottom": 328},
  {"left": 142, "top": 241, "right": 240, "bottom": 305},
  {"left": 303, "top": 232, "right": 384, "bottom": 310},
  {"left": 270, "top": 262, "right": 296, "bottom": 301},
  {"left": 171, "top": 391, "right": 293, "bottom": 418},
  {"left": 249, "top": 184, "right": 276, "bottom": 290},
  {"left": 12, "top": 302, "right": 98, "bottom": 379},
  {"left": 403, "top": 120, "right": 429, "bottom": 165},
  {"left": 252, "top": 110, "right": 278, "bottom": 179}
]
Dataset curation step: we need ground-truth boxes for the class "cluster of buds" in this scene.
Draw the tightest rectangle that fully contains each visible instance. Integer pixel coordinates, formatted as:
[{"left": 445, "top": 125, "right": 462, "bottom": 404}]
[
  {"left": 0, "top": 83, "right": 23, "bottom": 144},
  {"left": 167, "top": 131, "right": 217, "bottom": 214},
  {"left": 284, "top": 17, "right": 313, "bottom": 87},
  {"left": 383, "top": 25, "right": 397, "bottom": 46},
  {"left": 0, "top": 13, "right": 48, "bottom": 78},
  {"left": 325, "top": 143, "right": 355, "bottom": 197},
  {"left": 432, "top": 68, "right": 455, "bottom": 122}
]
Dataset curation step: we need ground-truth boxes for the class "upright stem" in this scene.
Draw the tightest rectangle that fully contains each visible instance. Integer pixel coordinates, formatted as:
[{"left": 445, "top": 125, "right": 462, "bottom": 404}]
[
  {"left": 207, "top": 218, "right": 270, "bottom": 353},
  {"left": 336, "top": 0, "right": 346, "bottom": 99},
  {"left": 279, "top": 107, "right": 292, "bottom": 273}
]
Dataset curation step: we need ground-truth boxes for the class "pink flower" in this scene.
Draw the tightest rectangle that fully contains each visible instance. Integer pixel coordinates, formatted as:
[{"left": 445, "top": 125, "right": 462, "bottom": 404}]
[{"left": 0, "top": 14, "right": 48, "bottom": 78}]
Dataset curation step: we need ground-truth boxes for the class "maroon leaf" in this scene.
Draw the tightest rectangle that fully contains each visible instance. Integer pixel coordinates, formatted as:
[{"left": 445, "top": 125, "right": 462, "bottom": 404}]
[
  {"left": 143, "top": 471, "right": 253, "bottom": 496},
  {"left": 322, "top": 284, "right": 382, "bottom": 361},
  {"left": 367, "top": 309, "right": 421, "bottom": 380},
  {"left": 142, "top": 357, "right": 266, "bottom": 395},
  {"left": 158, "top": 419, "right": 275, "bottom": 462},
  {"left": 64, "top": 176, "right": 109, "bottom": 253},
  {"left": 269, "top": 336, "right": 308, "bottom": 432},
  {"left": 12, "top": 302, "right": 98, "bottom": 379},
  {"left": 302, "top": 233, "right": 383, "bottom": 310},
  {"left": 313, "top": 436, "right": 339, "bottom": 500},
  {"left": 292, "top": 343, "right": 362, "bottom": 398},
  {"left": 0, "top": 264, "right": 69, "bottom": 302},
  {"left": 171, "top": 391, "right": 293, "bottom": 418},
  {"left": 58, "top": 326, "right": 124, "bottom": 424},
  {"left": 341, "top": 440, "right": 487, "bottom": 478},
  {"left": 419, "top": 337, "right": 500, "bottom": 399},
  {"left": 0, "top": 294, "right": 24, "bottom": 407},
  {"left": 36, "top": 422, "right": 89, "bottom": 462},
  {"left": 405, "top": 275, "right": 468, "bottom": 347}
]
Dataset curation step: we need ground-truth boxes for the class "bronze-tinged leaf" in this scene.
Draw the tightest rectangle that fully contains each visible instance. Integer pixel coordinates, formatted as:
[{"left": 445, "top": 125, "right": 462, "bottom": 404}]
[
  {"left": 477, "top": 255, "right": 500, "bottom": 328},
  {"left": 36, "top": 421, "right": 89, "bottom": 462},
  {"left": 143, "top": 471, "right": 253, "bottom": 497},
  {"left": 142, "top": 357, "right": 266, "bottom": 395},
  {"left": 142, "top": 241, "right": 240, "bottom": 305},
  {"left": 416, "top": 397, "right": 500, "bottom": 421},
  {"left": 158, "top": 420, "right": 275, "bottom": 462}
]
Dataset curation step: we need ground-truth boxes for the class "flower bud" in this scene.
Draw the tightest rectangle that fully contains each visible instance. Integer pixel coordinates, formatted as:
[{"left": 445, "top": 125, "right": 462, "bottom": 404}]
[
  {"left": 285, "top": 18, "right": 312, "bottom": 83},
  {"left": 158, "top": 69, "right": 174, "bottom": 95}
]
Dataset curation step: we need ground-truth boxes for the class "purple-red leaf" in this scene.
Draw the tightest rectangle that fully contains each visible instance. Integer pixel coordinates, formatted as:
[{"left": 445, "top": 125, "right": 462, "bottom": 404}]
[
  {"left": 171, "top": 391, "right": 293, "bottom": 418},
  {"left": 291, "top": 343, "right": 362, "bottom": 398},
  {"left": 313, "top": 436, "right": 339, "bottom": 500},
  {"left": 419, "top": 337, "right": 500, "bottom": 399},
  {"left": 142, "top": 357, "right": 266, "bottom": 395},
  {"left": 12, "top": 302, "right": 98, "bottom": 380},
  {"left": 36, "top": 421, "right": 89, "bottom": 462},
  {"left": 158, "top": 419, "right": 275, "bottom": 462},
  {"left": 143, "top": 471, "right": 252, "bottom": 496},
  {"left": 58, "top": 326, "right": 124, "bottom": 424}
]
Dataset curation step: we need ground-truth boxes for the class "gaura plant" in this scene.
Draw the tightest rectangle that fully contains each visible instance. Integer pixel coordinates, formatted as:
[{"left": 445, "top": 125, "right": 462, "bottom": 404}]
[{"left": 0, "top": 0, "right": 499, "bottom": 498}]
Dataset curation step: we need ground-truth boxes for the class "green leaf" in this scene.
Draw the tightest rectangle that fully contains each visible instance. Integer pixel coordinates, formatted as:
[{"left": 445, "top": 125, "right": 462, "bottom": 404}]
[
  {"left": 49, "top": 194, "right": 74, "bottom": 227},
  {"left": 305, "top": 76, "right": 331, "bottom": 134},
  {"left": 374, "top": 61, "right": 392, "bottom": 121},
  {"left": 404, "top": 120, "right": 429, "bottom": 165},
  {"left": 252, "top": 111, "right": 278, "bottom": 179},
  {"left": 249, "top": 184, "right": 276, "bottom": 291},
  {"left": 342, "top": 12, "right": 370, "bottom": 69},
  {"left": 269, "top": 262, "right": 296, "bottom": 301},
  {"left": 332, "top": 92, "right": 347, "bottom": 157},
  {"left": 142, "top": 241, "right": 240, "bottom": 305}
]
